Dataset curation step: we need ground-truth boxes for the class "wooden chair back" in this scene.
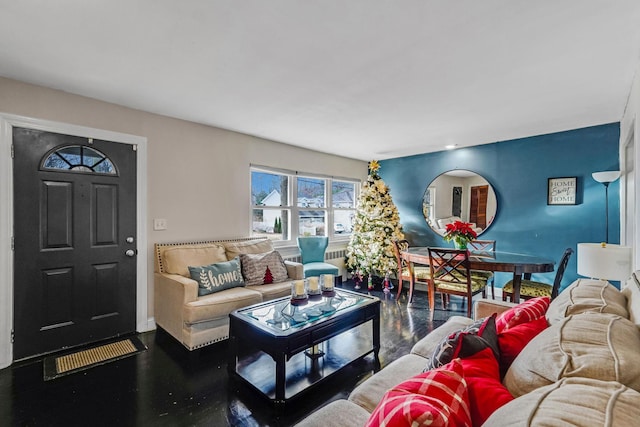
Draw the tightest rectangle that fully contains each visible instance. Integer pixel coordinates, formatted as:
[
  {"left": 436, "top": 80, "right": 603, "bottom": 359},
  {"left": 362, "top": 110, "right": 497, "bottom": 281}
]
[
  {"left": 551, "top": 248, "right": 574, "bottom": 299},
  {"left": 468, "top": 240, "right": 496, "bottom": 252}
]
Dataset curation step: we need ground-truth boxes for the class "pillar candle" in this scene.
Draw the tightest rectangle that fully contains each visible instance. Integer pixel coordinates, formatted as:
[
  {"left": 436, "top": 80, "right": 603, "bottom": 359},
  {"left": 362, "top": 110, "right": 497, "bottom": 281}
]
[
  {"left": 323, "top": 274, "right": 334, "bottom": 290},
  {"left": 295, "top": 280, "right": 305, "bottom": 296},
  {"left": 308, "top": 277, "right": 319, "bottom": 292}
]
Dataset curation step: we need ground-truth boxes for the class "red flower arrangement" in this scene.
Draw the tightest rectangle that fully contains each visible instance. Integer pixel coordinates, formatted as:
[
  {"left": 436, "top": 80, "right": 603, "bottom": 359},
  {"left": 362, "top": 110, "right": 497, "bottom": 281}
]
[{"left": 443, "top": 220, "right": 477, "bottom": 249}]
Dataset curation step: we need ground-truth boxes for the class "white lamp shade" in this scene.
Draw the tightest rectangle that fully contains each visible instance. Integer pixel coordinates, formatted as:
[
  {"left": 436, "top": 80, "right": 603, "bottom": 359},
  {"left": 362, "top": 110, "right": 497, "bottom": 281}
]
[
  {"left": 592, "top": 171, "right": 621, "bottom": 183},
  {"left": 577, "top": 243, "right": 632, "bottom": 281}
]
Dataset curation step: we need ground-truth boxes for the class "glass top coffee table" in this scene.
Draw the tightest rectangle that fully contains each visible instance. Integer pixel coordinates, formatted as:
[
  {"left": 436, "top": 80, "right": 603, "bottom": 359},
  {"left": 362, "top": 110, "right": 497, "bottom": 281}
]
[{"left": 227, "top": 288, "right": 380, "bottom": 408}]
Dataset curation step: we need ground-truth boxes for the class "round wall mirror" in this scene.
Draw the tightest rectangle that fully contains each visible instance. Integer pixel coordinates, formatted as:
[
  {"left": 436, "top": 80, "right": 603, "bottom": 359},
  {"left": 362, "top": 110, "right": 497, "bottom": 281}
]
[{"left": 422, "top": 170, "right": 497, "bottom": 236}]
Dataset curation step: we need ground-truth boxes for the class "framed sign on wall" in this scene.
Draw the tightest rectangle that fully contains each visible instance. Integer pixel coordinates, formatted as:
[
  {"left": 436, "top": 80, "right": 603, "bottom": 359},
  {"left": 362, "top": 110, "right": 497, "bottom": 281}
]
[{"left": 548, "top": 177, "right": 577, "bottom": 205}]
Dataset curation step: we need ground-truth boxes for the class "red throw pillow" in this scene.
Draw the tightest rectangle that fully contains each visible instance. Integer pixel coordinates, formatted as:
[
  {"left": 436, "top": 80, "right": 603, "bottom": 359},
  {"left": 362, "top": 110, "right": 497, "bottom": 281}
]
[
  {"left": 445, "top": 348, "right": 514, "bottom": 427},
  {"left": 497, "top": 315, "right": 548, "bottom": 371},
  {"left": 366, "top": 360, "right": 472, "bottom": 427},
  {"left": 495, "top": 296, "right": 550, "bottom": 332}
]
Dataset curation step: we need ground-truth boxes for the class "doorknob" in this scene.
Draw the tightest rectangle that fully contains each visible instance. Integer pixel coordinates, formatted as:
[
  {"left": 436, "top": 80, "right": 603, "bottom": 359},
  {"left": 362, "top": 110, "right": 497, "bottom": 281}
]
[{"left": 125, "top": 249, "right": 136, "bottom": 257}]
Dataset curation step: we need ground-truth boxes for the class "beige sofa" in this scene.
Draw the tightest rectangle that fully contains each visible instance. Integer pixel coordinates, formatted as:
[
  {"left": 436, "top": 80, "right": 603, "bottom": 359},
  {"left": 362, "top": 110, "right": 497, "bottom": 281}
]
[
  {"left": 154, "top": 237, "right": 303, "bottom": 350},
  {"left": 296, "top": 273, "right": 640, "bottom": 426}
]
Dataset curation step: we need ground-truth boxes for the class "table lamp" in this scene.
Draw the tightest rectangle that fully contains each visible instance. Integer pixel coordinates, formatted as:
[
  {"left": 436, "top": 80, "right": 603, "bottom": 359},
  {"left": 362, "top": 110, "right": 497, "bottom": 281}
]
[{"left": 577, "top": 242, "right": 631, "bottom": 281}]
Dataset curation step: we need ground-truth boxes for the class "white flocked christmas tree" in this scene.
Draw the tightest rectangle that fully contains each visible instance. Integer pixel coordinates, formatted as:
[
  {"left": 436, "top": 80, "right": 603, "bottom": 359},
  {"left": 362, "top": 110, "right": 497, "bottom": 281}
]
[{"left": 345, "top": 160, "right": 405, "bottom": 288}]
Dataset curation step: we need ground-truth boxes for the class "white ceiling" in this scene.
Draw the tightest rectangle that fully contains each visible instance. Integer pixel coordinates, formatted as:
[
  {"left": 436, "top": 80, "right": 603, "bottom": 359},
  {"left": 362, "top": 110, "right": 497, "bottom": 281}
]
[{"left": 1, "top": 1, "right": 640, "bottom": 161}]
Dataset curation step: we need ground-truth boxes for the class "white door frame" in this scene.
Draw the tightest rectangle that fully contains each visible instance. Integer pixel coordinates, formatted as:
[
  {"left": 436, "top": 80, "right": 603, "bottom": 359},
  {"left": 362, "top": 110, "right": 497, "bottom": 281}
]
[{"left": 0, "top": 113, "right": 148, "bottom": 369}]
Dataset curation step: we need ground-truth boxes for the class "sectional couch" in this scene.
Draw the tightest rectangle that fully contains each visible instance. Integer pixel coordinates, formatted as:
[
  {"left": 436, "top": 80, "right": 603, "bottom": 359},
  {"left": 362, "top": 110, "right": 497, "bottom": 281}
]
[
  {"left": 154, "top": 237, "right": 303, "bottom": 350},
  {"left": 295, "top": 273, "right": 640, "bottom": 426}
]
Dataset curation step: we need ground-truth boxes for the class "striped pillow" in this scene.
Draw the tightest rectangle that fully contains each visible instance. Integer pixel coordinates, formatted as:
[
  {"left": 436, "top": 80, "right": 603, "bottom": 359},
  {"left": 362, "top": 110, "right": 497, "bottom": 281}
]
[
  {"left": 366, "top": 360, "right": 472, "bottom": 427},
  {"left": 495, "top": 296, "right": 550, "bottom": 332}
]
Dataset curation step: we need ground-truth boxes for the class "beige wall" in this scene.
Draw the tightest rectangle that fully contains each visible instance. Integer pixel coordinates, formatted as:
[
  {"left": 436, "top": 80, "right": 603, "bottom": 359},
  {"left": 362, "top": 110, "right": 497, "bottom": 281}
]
[{"left": 0, "top": 76, "right": 368, "bottom": 318}]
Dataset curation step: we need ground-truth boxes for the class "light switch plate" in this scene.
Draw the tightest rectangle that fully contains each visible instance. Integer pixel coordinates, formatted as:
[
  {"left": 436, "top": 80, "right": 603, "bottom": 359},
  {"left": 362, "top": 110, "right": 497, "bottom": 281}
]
[{"left": 154, "top": 218, "right": 167, "bottom": 230}]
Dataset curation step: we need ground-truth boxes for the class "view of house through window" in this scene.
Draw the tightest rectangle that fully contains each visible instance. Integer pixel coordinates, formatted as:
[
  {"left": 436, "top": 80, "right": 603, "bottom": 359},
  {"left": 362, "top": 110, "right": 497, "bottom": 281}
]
[{"left": 251, "top": 167, "right": 358, "bottom": 243}]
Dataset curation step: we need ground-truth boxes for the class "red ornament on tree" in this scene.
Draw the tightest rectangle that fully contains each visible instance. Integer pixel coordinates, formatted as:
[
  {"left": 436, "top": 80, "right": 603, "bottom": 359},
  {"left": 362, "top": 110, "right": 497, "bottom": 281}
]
[{"left": 263, "top": 266, "right": 274, "bottom": 284}]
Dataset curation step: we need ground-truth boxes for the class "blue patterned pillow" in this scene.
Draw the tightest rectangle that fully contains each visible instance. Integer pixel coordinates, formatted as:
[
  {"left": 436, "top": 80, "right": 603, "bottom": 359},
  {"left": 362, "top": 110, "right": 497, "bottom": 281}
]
[{"left": 188, "top": 257, "right": 245, "bottom": 296}]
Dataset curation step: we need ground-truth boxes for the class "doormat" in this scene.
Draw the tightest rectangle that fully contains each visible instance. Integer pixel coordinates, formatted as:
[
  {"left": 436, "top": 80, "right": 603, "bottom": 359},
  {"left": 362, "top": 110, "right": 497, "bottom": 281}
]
[{"left": 43, "top": 336, "right": 147, "bottom": 381}]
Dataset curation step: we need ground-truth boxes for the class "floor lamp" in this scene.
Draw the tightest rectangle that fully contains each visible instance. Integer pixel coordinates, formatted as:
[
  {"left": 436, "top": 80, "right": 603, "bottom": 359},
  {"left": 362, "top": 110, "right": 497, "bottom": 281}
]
[{"left": 592, "top": 171, "right": 621, "bottom": 243}]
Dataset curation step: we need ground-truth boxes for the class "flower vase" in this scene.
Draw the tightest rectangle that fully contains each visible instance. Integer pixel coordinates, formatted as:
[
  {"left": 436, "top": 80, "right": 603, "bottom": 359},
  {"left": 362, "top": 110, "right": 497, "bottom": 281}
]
[{"left": 453, "top": 236, "right": 468, "bottom": 250}]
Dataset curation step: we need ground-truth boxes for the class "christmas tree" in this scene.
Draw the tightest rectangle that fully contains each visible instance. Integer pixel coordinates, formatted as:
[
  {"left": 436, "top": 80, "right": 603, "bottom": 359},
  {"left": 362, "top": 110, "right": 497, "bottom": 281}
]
[
  {"left": 345, "top": 160, "right": 404, "bottom": 285},
  {"left": 263, "top": 266, "right": 273, "bottom": 284}
]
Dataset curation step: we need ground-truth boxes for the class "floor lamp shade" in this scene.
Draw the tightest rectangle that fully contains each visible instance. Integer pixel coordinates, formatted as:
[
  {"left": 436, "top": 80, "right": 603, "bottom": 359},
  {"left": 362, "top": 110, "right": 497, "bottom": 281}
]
[{"left": 577, "top": 243, "right": 631, "bottom": 281}]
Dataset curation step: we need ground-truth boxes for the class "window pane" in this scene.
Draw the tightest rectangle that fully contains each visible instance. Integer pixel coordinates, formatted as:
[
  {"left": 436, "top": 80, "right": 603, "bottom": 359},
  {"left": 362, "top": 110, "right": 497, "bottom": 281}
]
[
  {"left": 297, "top": 177, "right": 325, "bottom": 208},
  {"left": 299, "top": 210, "right": 325, "bottom": 236},
  {"left": 252, "top": 171, "right": 288, "bottom": 206},
  {"left": 334, "top": 210, "right": 355, "bottom": 235},
  {"left": 42, "top": 145, "right": 116, "bottom": 175},
  {"left": 332, "top": 181, "right": 356, "bottom": 208},
  {"left": 252, "top": 209, "right": 289, "bottom": 241}
]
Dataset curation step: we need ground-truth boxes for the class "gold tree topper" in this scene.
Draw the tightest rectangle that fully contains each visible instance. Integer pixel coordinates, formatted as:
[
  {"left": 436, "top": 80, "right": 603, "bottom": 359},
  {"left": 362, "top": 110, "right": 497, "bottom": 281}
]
[{"left": 369, "top": 160, "right": 380, "bottom": 173}]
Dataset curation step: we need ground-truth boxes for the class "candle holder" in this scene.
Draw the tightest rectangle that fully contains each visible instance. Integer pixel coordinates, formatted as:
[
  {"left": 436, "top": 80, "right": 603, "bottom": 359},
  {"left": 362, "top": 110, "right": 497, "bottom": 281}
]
[
  {"left": 291, "top": 279, "right": 308, "bottom": 302},
  {"left": 320, "top": 274, "right": 335, "bottom": 294}
]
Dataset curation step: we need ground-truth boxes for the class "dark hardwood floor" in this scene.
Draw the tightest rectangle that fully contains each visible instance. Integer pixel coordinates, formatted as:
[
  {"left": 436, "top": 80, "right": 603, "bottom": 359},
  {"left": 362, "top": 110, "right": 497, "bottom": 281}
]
[{"left": 0, "top": 281, "right": 467, "bottom": 427}]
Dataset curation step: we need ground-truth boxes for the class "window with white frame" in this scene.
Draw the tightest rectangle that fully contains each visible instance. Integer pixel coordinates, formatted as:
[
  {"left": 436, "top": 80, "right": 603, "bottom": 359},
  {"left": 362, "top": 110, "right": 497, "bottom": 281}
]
[{"left": 251, "top": 166, "right": 359, "bottom": 244}]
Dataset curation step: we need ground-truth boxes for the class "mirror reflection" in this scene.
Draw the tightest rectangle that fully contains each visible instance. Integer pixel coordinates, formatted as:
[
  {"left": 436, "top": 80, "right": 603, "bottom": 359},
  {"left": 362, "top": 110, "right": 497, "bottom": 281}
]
[{"left": 423, "top": 170, "right": 497, "bottom": 236}]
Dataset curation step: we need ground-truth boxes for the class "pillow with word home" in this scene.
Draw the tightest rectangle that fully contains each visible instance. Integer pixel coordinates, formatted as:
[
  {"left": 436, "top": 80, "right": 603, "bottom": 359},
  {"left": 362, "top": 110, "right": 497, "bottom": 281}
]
[{"left": 188, "top": 257, "right": 245, "bottom": 296}]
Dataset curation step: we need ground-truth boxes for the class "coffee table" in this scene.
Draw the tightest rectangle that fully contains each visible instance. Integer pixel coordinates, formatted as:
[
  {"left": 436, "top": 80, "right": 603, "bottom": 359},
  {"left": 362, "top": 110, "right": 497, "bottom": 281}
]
[{"left": 227, "top": 288, "right": 380, "bottom": 407}]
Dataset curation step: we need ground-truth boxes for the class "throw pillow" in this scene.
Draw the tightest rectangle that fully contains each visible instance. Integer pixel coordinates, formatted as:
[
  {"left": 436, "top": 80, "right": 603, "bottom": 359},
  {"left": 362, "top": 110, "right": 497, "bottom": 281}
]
[
  {"left": 495, "top": 296, "right": 550, "bottom": 332},
  {"left": 425, "top": 314, "right": 499, "bottom": 371},
  {"left": 497, "top": 316, "right": 548, "bottom": 375},
  {"left": 188, "top": 257, "right": 245, "bottom": 296},
  {"left": 503, "top": 312, "right": 640, "bottom": 397},
  {"left": 240, "top": 251, "right": 288, "bottom": 286},
  {"left": 366, "top": 360, "right": 472, "bottom": 427},
  {"left": 445, "top": 347, "right": 514, "bottom": 427}
]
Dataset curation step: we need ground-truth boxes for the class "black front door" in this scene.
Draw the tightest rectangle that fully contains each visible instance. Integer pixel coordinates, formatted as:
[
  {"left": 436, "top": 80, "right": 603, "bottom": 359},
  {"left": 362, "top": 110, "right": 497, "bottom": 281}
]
[{"left": 12, "top": 127, "right": 137, "bottom": 360}]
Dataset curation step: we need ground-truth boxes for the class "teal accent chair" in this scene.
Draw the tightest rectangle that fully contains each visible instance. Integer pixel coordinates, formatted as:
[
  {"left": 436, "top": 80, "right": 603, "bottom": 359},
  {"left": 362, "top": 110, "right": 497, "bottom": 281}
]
[{"left": 297, "top": 236, "right": 340, "bottom": 280}]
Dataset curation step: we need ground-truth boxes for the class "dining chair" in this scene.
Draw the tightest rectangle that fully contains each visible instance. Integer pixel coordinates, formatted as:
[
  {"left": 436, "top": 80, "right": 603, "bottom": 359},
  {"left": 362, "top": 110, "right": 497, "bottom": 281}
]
[
  {"left": 468, "top": 239, "right": 496, "bottom": 299},
  {"left": 427, "top": 247, "right": 489, "bottom": 319},
  {"left": 502, "top": 247, "right": 574, "bottom": 302},
  {"left": 393, "top": 239, "right": 432, "bottom": 305},
  {"left": 297, "top": 236, "right": 340, "bottom": 281}
]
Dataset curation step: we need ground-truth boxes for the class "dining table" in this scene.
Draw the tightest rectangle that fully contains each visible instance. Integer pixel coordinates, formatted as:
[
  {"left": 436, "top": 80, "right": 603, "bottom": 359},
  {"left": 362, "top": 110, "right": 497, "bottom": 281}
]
[{"left": 401, "top": 247, "right": 555, "bottom": 304}]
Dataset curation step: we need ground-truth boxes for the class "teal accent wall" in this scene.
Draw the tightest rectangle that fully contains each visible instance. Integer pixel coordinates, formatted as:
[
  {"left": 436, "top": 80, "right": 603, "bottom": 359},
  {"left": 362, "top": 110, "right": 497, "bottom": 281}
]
[{"left": 380, "top": 123, "right": 621, "bottom": 291}]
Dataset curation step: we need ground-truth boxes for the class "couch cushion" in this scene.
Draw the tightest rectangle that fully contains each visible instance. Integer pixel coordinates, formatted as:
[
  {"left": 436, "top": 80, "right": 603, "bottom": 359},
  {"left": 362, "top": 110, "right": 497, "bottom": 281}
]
[
  {"left": 621, "top": 272, "right": 640, "bottom": 327},
  {"left": 240, "top": 251, "right": 289, "bottom": 286},
  {"left": 349, "top": 354, "right": 428, "bottom": 413},
  {"left": 484, "top": 377, "right": 640, "bottom": 427},
  {"left": 182, "top": 287, "right": 263, "bottom": 324},
  {"left": 495, "top": 296, "right": 550, "bottom": 332},
  {"left": 163, "top": 244, "right": 227, "bottom": 277},
  {"left": 546, "top": 278, "right": 629, "bottom": 324},
  {"left": 246, "top": 281, "right": 292, "bottom": 301},
  {"left": 365, "top": 359, "right": 472, "bottom": 427},
  {"left": 503, "top": 312, "right": 640, "bottom": 397},
  {"left": 411, "top": 316, "right": 474, "bottom": 358},
  {"left": 293, "top": 399, "right": 370, "bottom": 427},
  {"left": 188, "top": 257, "right": 245, "bottom": 296},
  {"left": 224, "top": 238, "right": 274, "bottom": 260}
]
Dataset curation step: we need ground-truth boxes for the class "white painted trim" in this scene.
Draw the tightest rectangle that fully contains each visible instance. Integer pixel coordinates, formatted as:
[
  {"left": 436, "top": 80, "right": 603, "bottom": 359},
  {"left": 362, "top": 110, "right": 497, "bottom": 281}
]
[{"left": 0, "top": 113, "right": 148, "bottom": 369}]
